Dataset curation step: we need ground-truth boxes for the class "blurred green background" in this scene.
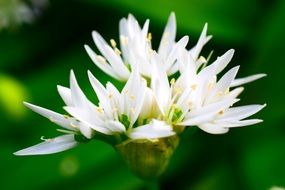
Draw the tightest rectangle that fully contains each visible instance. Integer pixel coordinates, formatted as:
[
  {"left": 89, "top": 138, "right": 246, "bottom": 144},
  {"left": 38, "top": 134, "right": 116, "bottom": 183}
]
[{"left": 1, "top": 0, "right": 284, "bottom": 189}]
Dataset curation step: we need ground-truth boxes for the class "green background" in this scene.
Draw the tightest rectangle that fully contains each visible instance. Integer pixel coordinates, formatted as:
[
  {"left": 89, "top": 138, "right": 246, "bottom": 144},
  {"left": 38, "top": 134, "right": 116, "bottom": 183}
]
[{"left": 1, "top": 0, "right": 284, "bottom": 189}]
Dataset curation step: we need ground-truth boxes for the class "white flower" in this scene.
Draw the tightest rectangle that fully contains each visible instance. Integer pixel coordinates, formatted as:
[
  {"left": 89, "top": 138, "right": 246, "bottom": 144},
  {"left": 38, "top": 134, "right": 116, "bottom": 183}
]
[
  {"left": 14, "top": 69, "right": 175, "bottom": 155},
  {"left": 150, "top": 48, "right": 266, "bottom": 134},
  {"left": 15, "top": 13, "right": 266, "bottom": 159},
  {"left": 84, "top": 12, "right": 211, "bottom": 80}
]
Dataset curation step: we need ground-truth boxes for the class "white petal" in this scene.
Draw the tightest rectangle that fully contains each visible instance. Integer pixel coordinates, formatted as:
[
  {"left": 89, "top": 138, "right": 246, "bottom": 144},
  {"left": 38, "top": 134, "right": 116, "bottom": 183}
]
[
  {"left": 122, "top": 66, "right": 147, "bottom": 126},
  {"left": 212, "top": 49, "right": 235, "bottom": 75},
  {"left": 57, "top": 85, "right": 72, "bottom": 106},
  {"left": 206, "top": 66, "right": 239, "bottom": 102},
  {"left": 14, "top": 135, "right": 78, "bottom": 156},
  {"left": 215, "top": 119, "right": 263, "bottom": 128},
  {"left": 128, "top": 119, "right": 175, "bottom": 140},
  {"left": 78, "top": 123, "right": 93, "bottom": 139},
  {"left": 158, "top": 12, "right": 176, "bottom": 58},
  {"left": 84, "top": 45, "right": 121, "bottom": 80},
  {"left": 70, "top": 70, "right": 90, "bottom": 108},
  {"left": 189, "top": 23, "right": 212, "bottom": 60},
  {"left": 230, "top": 74, "right": 266, "bottom": 87},
  {"left": 87, "top": 70, "right": 113, "bottom": 118},
  {"left": 64, "top": 106, "right": 110, "bottom": 135},
  {"left": 198, "top": 123, "right": 229, "bottom": 134},
  {"left": 24, "top": 102, "right": 75, "bottom": 131},
  {"left": 164, "top": 36, "right": 189, "bottom": 72},
  {"left": 105, "top": 120, "right": 126, "bottom": 134},
  {"left": 151, "top": 54, "right": 170, "bottom": 114},
  {"left": 218, "top": 104, "right": 266, "bottom": 122},
  {"left": 103, "top": 45, "right": 130, "bottom": 80}
]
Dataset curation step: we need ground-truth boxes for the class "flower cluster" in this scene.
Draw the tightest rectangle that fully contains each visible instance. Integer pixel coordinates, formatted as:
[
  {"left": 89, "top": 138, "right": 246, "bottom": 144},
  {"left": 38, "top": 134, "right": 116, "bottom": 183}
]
[{"left": 14, "top": 13, "right": 265, "bottom": 157}]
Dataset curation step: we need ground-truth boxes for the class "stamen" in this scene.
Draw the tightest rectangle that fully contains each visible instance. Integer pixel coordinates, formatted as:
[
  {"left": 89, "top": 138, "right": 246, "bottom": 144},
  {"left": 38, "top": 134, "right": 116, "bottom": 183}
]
[
  {"left": 218, "top": 110, "right": 225, "bottom": 115},
  {"left": 70, "top": 122, "right": 78, "bottom": 129},
  {"left": 110, "top": 39, "right": 117, "bottom": 48},
  {"left": 96, "top": 107, "right": 104, "bottom": 113},
  {"left": 191, "top": 84, "right": 197, "bottom": 90},
  {"left": 114, "top": 47, "right": 121, "bottom": 55},
  {"left": 147, "top": 33, "right": 152, "bottom": 42},
  {"left": 130, "top": 94, "right": 135, "bottom": 100},
  {"left": 130, "top": 107, "right": 135, "bottom": 114},
  {"left": 97, "top": 55, "right": 107, "bottom": 63},
  {"left": 170, "top": 78, "right": 176, "bottom": 85},
  {"left": 218, "top": 91, "right": 224, "bottom": 96},
  {"left": 41, "top": 136, "right": 54, "bottom": 142}
]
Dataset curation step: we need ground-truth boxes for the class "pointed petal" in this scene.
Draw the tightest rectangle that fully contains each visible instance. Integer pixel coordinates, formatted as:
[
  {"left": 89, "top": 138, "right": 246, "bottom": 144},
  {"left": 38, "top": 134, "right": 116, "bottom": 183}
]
[
  {"left": 14, "top": 135, "right": 78, "bottom": 156},
  {"left": 84, "top": 45, "right": 121, "bottom": 80},
  {"left": 57, "top": 85, "right": 72, "bottom": 106},
  {"left": 216, "top": 119, "right": 263, "bottom": 128},
  {"left": 88, "top": 70, "right": 113, "bottom": 118},
  {"left": 24, "top": 102, "right": 75, "bottom": 130},
  {"left": 69, "top": 70, "right": 90, "bottom": 108},
  {"left": 218, "top": 104, "right": 266, "bottom": 122},
  {"left": 158, "top": 12, "right": 176, "bottom": 58},
  {"left": 212, "top": 49, "right": 235, "bottom": 74},
  {"left": 189, "top": 23, "right": 212, "bottom": 60},
  {"left": 122, "top": 66, "right": 147, "bottom": 126},
  {"left": 64, "top": 106, "right": 110, "bottom": 135},
  {"left": 230, "top": 73, "right": 266, "bottom": 87},
  {"left": 151, "top": 54, "right": 170, "bottom": 114},
  {"left": 78, "top": 123, "right": 93, "bottom": 139},
  {"left": 105, "top": 120, "right": 126, "bottom": 134},
  {"left": 198, "top": 123, "right": 229, "bottom": 134},
  {"left": 128, "top": 119, "right": 175, "bottom": 140}
]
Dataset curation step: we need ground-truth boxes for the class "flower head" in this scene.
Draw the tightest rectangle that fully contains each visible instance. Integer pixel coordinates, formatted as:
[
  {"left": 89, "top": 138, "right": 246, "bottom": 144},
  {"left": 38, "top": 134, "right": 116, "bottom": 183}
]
[{"left": 15, "top": 13, "right": 266, "bottom": 179}]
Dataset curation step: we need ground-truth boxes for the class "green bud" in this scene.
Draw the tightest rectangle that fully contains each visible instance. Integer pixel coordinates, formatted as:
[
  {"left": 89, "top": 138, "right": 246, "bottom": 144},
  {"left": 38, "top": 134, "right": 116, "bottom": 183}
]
[{"left": 116, "top": 135, "right": 179, "bottom": 179}]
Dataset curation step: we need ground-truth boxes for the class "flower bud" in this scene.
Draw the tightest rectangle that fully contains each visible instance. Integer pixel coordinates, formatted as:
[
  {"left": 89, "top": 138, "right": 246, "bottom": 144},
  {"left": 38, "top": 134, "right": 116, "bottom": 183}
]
[{"left": 116, "top": 135, "right": 179, "bottom": 179}]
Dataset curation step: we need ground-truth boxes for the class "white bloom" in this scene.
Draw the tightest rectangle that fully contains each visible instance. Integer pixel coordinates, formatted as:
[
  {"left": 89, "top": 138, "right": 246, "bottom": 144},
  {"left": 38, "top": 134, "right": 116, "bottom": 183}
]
[
  {"left": 84, "top": 12, "right": 211, "bottom": 80},
  {"left": 15, "top": 69, "right": 175, "bottom": 155},
  {"left": 15, "top": 13, "right": 265, "bottom": 158},
  {"left": 150, "top": 48, "right": 265, "bottom": 134}
]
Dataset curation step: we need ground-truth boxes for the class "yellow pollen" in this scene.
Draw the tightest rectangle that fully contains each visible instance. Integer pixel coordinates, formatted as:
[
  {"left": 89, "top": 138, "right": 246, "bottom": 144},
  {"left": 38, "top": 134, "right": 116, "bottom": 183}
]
[
  {"left": 110, "top": 39, "right": 117, "bottom": 48},
  {"left": 170, "top": 78, "right": 176, "bottom": 85},
  {"left": 218, "top": 110, "right": 225, "bottom": 115},
  {"left": 96, "top": 107, "right": 104, "bottom": 113},
  {"left": 63, "top": 115, "right": 70, "bottom": 119},
  {"left": 124, "top": 89, "right": 129, "bottom": 94},
  {"left": 97, "top": 55, "right": 107, "bottom": 63},
  {"left": 70, "top": 122, "right": 78, "bottom": 129},
  {"left": 114, "top": 47, "right": 121, "bottom": 55},
  {"left": 191, "top": 84, "right": 197, "bottom": 90},
  {"left": 130, "top": 95, "right": 135, "bottom": 100},
  {"left": 208, "top": 82, "right": 214, "bottom": 90},
  {"left": 218, "top": 91, "right": 224, "bottom": 96},
  {"left": 174, "top": 87, "right": 182, "bottom": 94},
  {"left": 130, "top": 108, "right": 135, "bottom": 114},
  {"left": 147, "top": 33, "right": 152, "bottom": 41},
  {"left": 108, "top": 93, "right": 113, "bottom": 99}
]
